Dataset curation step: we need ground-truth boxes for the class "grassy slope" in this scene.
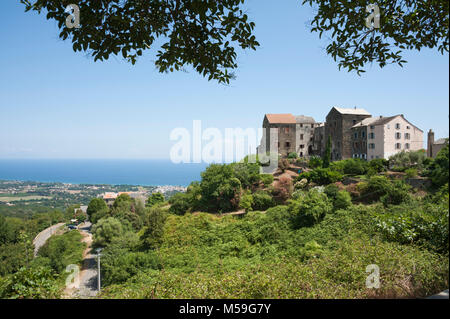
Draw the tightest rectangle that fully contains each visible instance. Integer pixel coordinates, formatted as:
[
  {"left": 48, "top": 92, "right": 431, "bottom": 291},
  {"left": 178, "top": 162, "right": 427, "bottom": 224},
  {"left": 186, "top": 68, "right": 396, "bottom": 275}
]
[{"left": 100, "top": 205, "right": 448, "bottom": 299}]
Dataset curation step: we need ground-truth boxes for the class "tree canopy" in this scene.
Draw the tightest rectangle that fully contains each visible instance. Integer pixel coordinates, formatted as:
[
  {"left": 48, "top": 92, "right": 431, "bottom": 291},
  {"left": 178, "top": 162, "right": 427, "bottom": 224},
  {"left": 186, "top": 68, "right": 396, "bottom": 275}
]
[
  {"left": 20, "top": 0, "right": 259, "bottom": 84},
  {"left": 20, "top": 1, "right": 449, "bottom": 79},
  {"left": 303, "top": 0, "right": 449, "bottom": 74}
]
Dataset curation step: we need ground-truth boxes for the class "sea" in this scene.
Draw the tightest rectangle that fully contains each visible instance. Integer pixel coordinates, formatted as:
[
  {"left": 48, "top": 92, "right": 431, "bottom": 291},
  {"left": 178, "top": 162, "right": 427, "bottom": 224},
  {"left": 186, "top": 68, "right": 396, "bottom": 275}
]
[{"left": 0, "top": 159, "right": 209, "bottom": 186}]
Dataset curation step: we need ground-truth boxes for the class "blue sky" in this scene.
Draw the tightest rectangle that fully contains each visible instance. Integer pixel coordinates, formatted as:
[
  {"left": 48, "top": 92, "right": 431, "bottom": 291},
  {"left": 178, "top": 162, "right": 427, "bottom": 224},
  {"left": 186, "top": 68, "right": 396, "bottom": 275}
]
[{"left": 0, "top": 0, "right": 448, "bottom": 159}]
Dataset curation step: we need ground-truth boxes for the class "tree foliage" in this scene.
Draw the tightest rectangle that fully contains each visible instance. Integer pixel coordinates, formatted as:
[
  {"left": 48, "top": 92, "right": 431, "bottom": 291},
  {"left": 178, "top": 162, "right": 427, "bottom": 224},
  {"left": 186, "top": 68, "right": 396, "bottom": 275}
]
[
  {"left": 20, "top": 0, "right": 259, "bottom": 84},
  {"left": 92, "top": 217, "right": 123, "bottom": 247},
  {"left": 303, "top": 0, "right": 449, "bottom": 74},
  {"left": 87, "top": 198, "right": 108, "bottom": 220},
  {"left": 146, "top": 192, "right": 165, "bottom": 207}
]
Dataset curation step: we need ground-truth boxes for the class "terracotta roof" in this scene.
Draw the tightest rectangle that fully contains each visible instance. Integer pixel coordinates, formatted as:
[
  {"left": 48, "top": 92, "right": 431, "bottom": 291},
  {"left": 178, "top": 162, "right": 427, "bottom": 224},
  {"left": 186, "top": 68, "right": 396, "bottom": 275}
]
[
  {"left": 334, "top": 107, "right": 371, "bottom": 116},
  {"left": 103, "top": 192, "right": 118, "bottom": 199},
  {"left": 265, "top": 114, "right": 296, "bottom": 124}
]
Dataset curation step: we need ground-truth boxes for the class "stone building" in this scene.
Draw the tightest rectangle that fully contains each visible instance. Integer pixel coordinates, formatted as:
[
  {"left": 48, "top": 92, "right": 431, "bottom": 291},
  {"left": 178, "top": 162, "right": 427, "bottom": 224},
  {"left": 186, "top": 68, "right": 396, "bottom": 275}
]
[
  {"left": 295, "top": 115, "right": 316, "bottom": 157},
  {"left": 257, "top": 108, "right": 424, "bottom": 162},
  {"left": 312, "top": 122, "right": 325, "bottom": 156},
  {"left": 350, "top": 117, "right": 377, "bottom": 160},
  {"left": 259, "top": 114, "right": 297, "bottom": 157},
  {"left": 324, "top": 107, "right": 372, "bottom": 161},
  {"left": 352, "top": 114, "right": 424, "bottom": 160},
  {"left": 427, "top": 129, "right": 448, "bottom": 158}
]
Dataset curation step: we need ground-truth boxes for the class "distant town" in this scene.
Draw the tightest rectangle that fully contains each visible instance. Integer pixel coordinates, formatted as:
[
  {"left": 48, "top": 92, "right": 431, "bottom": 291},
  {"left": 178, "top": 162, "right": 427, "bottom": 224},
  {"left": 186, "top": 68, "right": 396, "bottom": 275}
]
[{"left": 0, "top": 179, "right": 186, "bottom": 209}]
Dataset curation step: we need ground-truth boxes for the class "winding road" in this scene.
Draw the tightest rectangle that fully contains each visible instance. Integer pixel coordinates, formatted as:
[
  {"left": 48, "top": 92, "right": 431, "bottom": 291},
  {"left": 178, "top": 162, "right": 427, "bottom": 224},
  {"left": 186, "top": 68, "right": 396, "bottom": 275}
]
[{"left": 32, "top": 222, "right": 65, "bottom": 257}]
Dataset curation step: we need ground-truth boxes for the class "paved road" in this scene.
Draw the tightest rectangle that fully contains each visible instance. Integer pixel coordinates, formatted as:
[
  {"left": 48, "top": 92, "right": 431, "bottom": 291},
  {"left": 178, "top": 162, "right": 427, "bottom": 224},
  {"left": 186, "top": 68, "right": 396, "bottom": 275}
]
[
  {"left": 32, "top": 222, "right": 65, "bottom": 257},
  {"left": 65, "top": 222, "right": 99, "bottom": 299}
]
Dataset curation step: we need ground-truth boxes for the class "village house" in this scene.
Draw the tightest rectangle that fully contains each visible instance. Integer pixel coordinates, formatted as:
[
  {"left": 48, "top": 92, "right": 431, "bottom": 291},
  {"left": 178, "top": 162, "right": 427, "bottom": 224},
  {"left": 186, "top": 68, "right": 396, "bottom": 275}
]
[
  {"left": 351, "top": 114, "right": 423, "bottom": 160},
  {"left": 324, "top": 107, "right": 372, "bottom": 161},
  {"left": 295, "top": 115, "right": 316, "bottom": 157}
]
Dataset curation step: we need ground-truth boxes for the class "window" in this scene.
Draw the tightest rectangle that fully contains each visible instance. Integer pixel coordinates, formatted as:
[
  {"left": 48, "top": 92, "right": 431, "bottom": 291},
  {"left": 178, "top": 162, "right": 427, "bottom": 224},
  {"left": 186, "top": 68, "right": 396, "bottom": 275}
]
[
  {"left": 370, "top": 125, "right": 375, "bottom": 130},
  {"left": 311, "top": 124, "right": 314, "bottom": 128},
  {"left": 300, "top": 144, "right": 305, "bottom": 149},
  {"left": 405, "top": 143, "right": 410, "bottom": 150},
  {"left": 406, "top": 126, "right": 410, "bottom": 130},
  {"left": 285, "top": 142, "right": 291, "bottom": 148},
  {"left": 369, "top": 132, "right": 375, "bottom": 139},
  {"left": 278, "top": 142, "right": 280, "bottom": 148},
  {"left": 362, "top": 131, "right": 366, "bottom": 138},
  {"left": 387, "top": 124, "right": 390, "bottom": 129},
  {"left": 300, "top": 134, "right": 304, "bottom": 140},
  {"left": 395, "top": 143, "right": 402, "bottom": 149},
  {"left": 284, "top": 127, "right": 290, "bottom": 133},
  {"left": 396, "top": 123, "right": 401, "bottom": 129},
  {"left": 354, "top": 132, "right": 358, "bottom": 139},
  {"left": 353, "top": 120, "right": 357, "bottom": 125},
  {"left": 405, "top": 133, "right": 410, "bottom": 140},
  {"left": 396, "top": 132, "right": 401, "bottom": 139},
  {"left": 300, "top": 124, "right": 303, "bottom": 128},
  {"left": 369, "top": 143, "right": 375, "bottom": 149}
]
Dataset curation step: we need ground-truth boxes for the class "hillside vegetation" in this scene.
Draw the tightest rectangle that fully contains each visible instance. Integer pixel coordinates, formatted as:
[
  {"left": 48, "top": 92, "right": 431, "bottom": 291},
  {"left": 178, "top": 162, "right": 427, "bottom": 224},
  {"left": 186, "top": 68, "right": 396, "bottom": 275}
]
[{"left": 0, "top": 142, "right": 448, "bottom": 298}]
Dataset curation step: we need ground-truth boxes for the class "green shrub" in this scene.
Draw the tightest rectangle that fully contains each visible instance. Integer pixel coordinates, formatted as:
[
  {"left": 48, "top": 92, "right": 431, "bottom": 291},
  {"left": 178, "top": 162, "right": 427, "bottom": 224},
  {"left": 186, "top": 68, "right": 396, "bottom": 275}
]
[
  {"left": 260, "top": 174, "right": 274, "bottom": 187},
  {"left": 389, "top": 150, "right": 427, "bottom": 171},
  {"left": 251, "top": 191, "right": 276, "bottom": 211},
  {"left": 288, "top": 152, "right": 298, "bottom": 159},
  {"left": 375, "top": 200, "right": 449, "bottom": 253},
  {"left": 289, "top": 189, "right": 333, "bottom": 228},
  {"left": 341, "top": 159, "right": 368, "bottom": 175},
  {"left": 369, "top": 158, "right": 389, "bottom": 173},
  {"left": 381, "top": 180, "right": 411, "bottom": 207},
  {"left": 299, "top": 168, "right": 343, "bottom": 185},
  {"left": 359, "top": 176, "right": 392, "bottom": 202},
  {"left": 87, "top": 198, "right": 108, "bottom": 222},
  {"left": 405, "top": 168, "right": 418, "bottom": 178},
  {"left": 324, "top": 184, "right": 340, "bottom": 199},
  {"left": 239, "top": 192, "right": 254, "bottom": 212},
  {"left": 0, "top": 266, "right": 59, "bottom": 299},
  {"left": 168, "top": 192, "right": 191, "bottom": 215},
  {"left": 146, "top": 193, "right": 165, "bottom": 207},
  {"left": 200, "top": 164, "right": 242, "bottom": 213},
  {"left": 308, "top": 156, "right": 323, "bottom": 169},
  {"left": 92, "top": 217, "right": 123, "bottom": 247},
  {"left": 101, "top": 250, "right": 161, "bottom": 286},
  {"left": 427, "top": 141, "right": 449, "bottom": 188},
  {"left": 334, "top": 191, "right": 352, "bottom": 210},
  {"left": 142, "top": 207, "right": 167, "bottom": 250}
]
